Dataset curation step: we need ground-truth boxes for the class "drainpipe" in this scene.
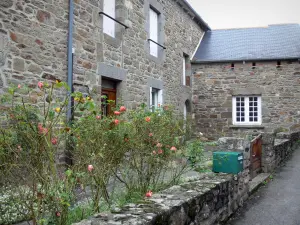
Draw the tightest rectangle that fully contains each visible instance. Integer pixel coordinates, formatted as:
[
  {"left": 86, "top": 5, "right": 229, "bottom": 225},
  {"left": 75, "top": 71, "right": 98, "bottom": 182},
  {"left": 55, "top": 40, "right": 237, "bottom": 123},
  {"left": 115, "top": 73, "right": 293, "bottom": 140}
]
[
  {"left": 67, "top": 0, "right": 74, "bottom": 124},
  {"left": 65, "top": 0, "right": 74, "bottom": 166}
]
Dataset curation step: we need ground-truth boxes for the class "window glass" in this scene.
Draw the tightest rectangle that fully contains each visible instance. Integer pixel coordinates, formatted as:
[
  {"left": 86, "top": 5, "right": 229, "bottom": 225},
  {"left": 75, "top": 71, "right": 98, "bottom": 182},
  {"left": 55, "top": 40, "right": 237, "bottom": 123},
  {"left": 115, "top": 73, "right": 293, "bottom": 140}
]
[
  {"left": 149, "top": 8, "right": 158, "bottom": 57},
  {"left": 103, "top": 0, "right": 115, "bottom": 37},
  {"left": 233, "top": 96, "right": 261, "bottom": 125}
]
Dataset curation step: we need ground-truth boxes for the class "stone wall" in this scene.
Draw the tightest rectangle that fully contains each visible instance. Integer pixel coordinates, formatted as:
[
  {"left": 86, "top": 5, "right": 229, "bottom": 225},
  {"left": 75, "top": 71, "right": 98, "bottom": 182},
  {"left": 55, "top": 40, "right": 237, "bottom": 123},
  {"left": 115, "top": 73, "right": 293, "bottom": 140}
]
[
  {"left": 192, "top": 61, "right": 300, "bottom": 139},
  {"left": 74, "top": 173, "right": 248, "bottom": 225},
  {"left": 0, "top": 0, "right": 69, "bottom": 95},
  {"left": 0, "top": 0, "right": 205, "bottom": 113},
  {"left": 261, "top": 130, "right": 300, "bottom": 173}
]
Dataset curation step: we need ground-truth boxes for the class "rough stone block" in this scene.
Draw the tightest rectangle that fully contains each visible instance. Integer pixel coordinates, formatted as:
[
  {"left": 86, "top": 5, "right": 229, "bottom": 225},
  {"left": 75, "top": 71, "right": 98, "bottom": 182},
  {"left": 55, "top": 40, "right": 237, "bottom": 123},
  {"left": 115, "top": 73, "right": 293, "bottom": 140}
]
[{"left": 13, "top": 58, "right": 25, "bottom": 71}]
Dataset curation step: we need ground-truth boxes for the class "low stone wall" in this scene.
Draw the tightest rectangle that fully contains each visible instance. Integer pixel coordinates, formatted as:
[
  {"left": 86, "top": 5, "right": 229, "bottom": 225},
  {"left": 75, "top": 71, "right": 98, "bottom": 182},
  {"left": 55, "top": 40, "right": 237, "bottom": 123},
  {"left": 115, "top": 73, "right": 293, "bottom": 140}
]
[
  {"left": 262, "top": 131, "right": 300, "bottom": 173},
  {"left": 74, "top": 173, "right": 248, "bottom": 225},
  {"left": 74, "top": 131, "right": 300, "bottom": 225}
]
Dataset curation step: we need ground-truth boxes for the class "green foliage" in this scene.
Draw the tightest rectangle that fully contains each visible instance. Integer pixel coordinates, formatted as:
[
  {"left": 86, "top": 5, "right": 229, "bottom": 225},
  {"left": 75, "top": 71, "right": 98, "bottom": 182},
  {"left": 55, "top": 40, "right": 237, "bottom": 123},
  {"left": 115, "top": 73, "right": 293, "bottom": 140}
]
[
  {"left": 0, "top": 82, "right": 203, "bottom": 224},
  {"left": 185, "top": 140, "right": 204, "bottom": 168}
]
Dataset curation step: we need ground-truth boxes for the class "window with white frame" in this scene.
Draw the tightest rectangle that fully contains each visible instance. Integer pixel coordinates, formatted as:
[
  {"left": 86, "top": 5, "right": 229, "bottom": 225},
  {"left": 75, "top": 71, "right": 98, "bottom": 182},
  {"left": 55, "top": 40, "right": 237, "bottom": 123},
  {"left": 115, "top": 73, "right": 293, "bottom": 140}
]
[
  {"left": 232, "top": 96, "right": 262, "bottom": 125},
  {"left": 149, "top": 8, "right": 159, "bottom": 57},
  {"left": 150, "top": 87, "right": 163, "bottom": 111},
  {"left": 103, "top": 0, "right": 115, "bottom": 38}
]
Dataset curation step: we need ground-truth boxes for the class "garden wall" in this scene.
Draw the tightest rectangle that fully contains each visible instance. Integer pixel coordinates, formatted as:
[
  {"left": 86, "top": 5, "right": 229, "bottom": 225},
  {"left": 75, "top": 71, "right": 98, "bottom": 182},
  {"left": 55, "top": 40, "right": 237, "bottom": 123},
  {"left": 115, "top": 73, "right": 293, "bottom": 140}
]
[
  {"left": 74, "top": 173, "right": 248, "bottom": 225},
  {"left": 74, "top": 130, "right": 300, "bottom": 225},
  {"left": 261, "top": 131, "right": 300, "bottom": 173}
]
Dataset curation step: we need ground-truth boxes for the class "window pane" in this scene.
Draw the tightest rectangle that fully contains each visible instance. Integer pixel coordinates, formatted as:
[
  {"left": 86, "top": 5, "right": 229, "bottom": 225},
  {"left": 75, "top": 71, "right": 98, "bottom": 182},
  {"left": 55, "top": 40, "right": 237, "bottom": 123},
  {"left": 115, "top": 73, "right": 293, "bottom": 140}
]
[
  {"left": 149, "top": 8, "right": 158, "bottom": 57},
  {"left": 103, "top": 0, "right": 115, "bottom": 37}
]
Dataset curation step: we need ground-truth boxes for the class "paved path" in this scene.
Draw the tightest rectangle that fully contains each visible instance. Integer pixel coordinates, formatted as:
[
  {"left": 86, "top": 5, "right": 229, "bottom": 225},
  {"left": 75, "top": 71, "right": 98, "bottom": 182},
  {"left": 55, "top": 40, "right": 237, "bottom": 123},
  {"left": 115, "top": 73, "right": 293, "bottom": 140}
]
[{"left": 226, "top": 148, "right": 300, "bottom": 225}]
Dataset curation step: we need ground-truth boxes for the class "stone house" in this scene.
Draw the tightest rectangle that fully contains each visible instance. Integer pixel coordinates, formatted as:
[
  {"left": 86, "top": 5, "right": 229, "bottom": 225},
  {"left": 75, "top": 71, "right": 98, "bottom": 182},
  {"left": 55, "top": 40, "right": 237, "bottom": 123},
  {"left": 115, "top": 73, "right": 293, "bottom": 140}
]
[
  {"left": 1, "top": 1, "right": 300, "bottom": 140},
  {"left": 0, "top": 0, "right": 210, "bottom": 118},
  {"left": 192, "top": 24, "right": 300, "bottom": 139}
]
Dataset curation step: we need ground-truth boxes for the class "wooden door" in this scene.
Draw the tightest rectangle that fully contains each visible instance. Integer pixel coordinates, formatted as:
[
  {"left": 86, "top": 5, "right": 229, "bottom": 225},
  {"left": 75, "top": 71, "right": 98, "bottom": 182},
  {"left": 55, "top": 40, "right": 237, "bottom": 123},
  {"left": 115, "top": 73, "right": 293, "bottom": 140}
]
[
  {"left": 250, "top": 136, "right": 262, "bottom": 179},
  {"left": 102, "top": 88, "right": 116, "bottom": 116}
]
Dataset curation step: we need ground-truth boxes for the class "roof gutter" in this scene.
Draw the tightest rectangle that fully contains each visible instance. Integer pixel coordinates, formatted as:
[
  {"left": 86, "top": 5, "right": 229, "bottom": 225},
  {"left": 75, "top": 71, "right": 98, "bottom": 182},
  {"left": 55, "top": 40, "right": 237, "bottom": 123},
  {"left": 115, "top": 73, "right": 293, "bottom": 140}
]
[
  {"left": 192, "top": 57, "right": 300, "bottom": 64},
  {"left": 179, "top": 0, "right": 211, "bottom": 31}
]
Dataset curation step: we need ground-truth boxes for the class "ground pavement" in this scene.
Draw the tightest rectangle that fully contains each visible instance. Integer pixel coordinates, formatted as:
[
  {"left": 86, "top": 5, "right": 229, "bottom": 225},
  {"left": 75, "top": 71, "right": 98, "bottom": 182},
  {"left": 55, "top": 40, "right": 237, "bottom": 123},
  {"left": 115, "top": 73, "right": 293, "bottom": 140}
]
[{"left": 226, "top": 148, "right": 300, "bottom": 225}]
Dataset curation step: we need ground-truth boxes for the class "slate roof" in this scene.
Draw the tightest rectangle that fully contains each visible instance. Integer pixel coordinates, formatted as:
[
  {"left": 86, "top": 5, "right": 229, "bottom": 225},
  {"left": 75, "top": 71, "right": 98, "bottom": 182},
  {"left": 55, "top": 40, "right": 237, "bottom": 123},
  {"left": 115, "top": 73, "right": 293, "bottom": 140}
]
[{"left": 193, "top": 24, "right": 300, "bottom": 63}]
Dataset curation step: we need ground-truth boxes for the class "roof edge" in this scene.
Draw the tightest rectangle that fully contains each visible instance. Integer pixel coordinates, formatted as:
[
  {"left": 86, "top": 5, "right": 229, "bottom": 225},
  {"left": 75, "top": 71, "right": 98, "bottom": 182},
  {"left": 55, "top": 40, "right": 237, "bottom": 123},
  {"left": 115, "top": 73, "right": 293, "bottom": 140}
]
[
  {"left": 178, "top": 0, "right": 211, "bottom": 31},
  {"left": 192, "top": 57, "right": 300, "bottom": 64}
]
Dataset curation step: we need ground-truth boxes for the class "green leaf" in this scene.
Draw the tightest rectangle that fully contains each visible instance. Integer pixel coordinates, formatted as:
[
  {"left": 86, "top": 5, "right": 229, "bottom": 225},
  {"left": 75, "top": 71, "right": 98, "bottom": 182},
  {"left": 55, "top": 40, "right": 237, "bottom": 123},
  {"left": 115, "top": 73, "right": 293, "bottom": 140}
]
[
  {"left": 49, "top": 111, "right": 55, "bottom": 120},
  {"left": 65, "top": 169, "right": 73, "bottom": 177}
]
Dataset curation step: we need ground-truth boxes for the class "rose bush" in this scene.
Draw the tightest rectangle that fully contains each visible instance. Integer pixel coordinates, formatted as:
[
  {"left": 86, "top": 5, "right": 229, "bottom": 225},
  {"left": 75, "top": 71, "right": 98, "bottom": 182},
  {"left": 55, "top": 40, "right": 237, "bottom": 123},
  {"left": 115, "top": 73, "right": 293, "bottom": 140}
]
[{"left": 0, "top": 82, "right": 200, "bottom": 224}]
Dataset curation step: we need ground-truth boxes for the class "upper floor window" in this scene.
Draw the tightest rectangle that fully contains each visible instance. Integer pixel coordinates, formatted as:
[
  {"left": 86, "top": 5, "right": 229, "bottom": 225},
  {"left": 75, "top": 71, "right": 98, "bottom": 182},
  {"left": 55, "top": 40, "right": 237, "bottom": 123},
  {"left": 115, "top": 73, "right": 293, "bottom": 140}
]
[
  {"left": 232, "top": 96, "right": 262, "bottom": 125},
  {"left": 183, "top": 54, "right": 190, "bottom": 86},
  {"left": 150, "top": 87, "right": 163, "bottom": 111},
  {"left": 149, "top": 8, "right": 159, "bottom": 57},
  {"left": 103, "top": 0, "right": 115, "bottom": 37}
]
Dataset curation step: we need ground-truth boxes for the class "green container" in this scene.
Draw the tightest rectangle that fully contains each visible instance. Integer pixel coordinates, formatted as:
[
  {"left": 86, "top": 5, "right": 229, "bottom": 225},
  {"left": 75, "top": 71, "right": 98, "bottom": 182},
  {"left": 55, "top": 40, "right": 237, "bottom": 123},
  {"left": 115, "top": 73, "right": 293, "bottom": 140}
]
[{"left": 213, "top": 152, "right": 243, "bottom": 174}]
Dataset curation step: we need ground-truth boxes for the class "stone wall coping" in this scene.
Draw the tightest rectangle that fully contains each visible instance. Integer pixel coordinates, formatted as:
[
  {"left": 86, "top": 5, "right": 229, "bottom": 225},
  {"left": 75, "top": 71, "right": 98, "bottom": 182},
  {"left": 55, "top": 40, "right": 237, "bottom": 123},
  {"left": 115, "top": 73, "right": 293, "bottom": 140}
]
[{"left": 274, "top": 139, "right": 290, "bottom": 147}]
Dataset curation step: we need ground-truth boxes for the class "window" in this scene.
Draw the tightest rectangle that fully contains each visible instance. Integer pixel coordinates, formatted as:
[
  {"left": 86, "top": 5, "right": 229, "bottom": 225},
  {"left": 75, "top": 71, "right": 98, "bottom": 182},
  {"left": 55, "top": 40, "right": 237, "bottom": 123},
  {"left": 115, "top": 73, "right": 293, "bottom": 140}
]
[
  {"left": 149, "top": 8, "right": 158, "bottom": 57},
  {"left": 252, "top": 62, "right": 256, "bottom": 69},
  {"left": 103, "top": 0, "right": 115, "bottom": 37},
  {"left": 232, "top": 96, "right": 261, "bottom": 125},
  {"left": 276, "top": 61, "right": 281, "bottom": 68},
  {"left": 231, "top": 63, "right": 235, "bottom": 70},
  {"left": 150, "top": 87, "right": 163, "bottom": 111},
  {"left": 183, "top": 54, "right": 190, "bottom": 86}
]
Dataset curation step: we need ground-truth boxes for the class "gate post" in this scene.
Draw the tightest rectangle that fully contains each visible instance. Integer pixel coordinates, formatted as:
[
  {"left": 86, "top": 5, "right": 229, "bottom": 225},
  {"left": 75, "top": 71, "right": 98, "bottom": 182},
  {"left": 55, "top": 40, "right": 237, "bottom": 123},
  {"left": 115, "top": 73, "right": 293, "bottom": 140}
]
[{"left": 261, "top": 132, "right": 276, "bottom": 173}]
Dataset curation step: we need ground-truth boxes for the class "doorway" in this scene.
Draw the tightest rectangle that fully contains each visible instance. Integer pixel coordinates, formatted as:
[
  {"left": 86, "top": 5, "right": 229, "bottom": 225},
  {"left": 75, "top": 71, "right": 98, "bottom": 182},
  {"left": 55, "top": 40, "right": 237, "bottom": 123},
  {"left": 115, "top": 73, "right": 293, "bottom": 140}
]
[{"left": 102, "top": 79, "right": 117, "bottom": 116}]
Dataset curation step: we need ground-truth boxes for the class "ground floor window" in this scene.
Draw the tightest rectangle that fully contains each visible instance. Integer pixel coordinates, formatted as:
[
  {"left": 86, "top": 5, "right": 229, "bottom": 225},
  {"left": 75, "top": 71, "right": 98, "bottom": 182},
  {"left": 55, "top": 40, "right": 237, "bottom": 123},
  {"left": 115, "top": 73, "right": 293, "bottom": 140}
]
[
  {"left": 232, "top": 96, "right": 261, "bottom": 125},
  {"left": 150, "top": 87, "right": 163, "bottom": 111}
]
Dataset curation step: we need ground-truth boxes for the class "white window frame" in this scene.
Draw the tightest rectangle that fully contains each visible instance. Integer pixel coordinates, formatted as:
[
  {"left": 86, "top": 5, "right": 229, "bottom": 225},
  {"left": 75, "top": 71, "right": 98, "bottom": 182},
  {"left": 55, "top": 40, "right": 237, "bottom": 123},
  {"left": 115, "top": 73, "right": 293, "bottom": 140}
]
[
  {"left": 150, "top": 87, "right": 163, "bottom": 111},
  {"left": 103, "top": 0, "right": 115, "bottom": 38},
  {"left": 149, "top": 8, "right": 159, "bottom": 57},
  {"left": 232, "top": 96, "right": 262, "bottom": 125}
]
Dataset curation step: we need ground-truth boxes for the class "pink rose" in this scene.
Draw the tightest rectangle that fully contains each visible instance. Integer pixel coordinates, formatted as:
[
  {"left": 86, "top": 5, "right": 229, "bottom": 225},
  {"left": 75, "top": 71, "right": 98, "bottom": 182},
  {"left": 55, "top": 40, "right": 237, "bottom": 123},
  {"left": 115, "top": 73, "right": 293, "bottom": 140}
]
[
  {"left": 145, "top": 117, "right": 151, "bottom": 122},
  {"left": 170, "top": 146, "right": 177, "bottom": 151},
  {"left": 88, "top": 165, "right": 94, "bottom": 172},
  {"left": 114, "top": 111, "right": 121, "bottom": 116},
  {"left": 38, "top": 81, "right": 44, "bottom": 89},
  {"left": 145, "top": 191, "right": 153, "bottom": 198},
  {"left": 156, "top": 143, "right": 162, "bottom": 148},
  {"left": 149, "top": 133, "right": 153, "bottom": 137},
  {"left": 120, "top": 106, "right": 126, "bottom": 112},
  {"left": 158, "top": 149, "right": 163, "bottom": 154},
  {"left": 96, "top": 115, "right": 101, "bottom": 120},
  {"left": 152, "top": 151, "right": 157, "bottom": 155},
  {"left": 17, "top": 84, "right": 21, "bottom": 89},
  {"left": 114, "top": 119, "right": 119, "bottom": 125},
  {"left": 51, "top": 137, "right": 58, "bottom": 145},
  {"left": 55, "top": 211, "right": 61, "bottom": 217}
]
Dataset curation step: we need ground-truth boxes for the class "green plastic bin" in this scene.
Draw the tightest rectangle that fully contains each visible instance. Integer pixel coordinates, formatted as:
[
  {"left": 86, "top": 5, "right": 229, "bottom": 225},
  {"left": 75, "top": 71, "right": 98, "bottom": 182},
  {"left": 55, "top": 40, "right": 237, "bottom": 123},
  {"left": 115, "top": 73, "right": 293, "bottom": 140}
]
[{"left": 213, "top": 152, "right": 243, "bottom": 174}]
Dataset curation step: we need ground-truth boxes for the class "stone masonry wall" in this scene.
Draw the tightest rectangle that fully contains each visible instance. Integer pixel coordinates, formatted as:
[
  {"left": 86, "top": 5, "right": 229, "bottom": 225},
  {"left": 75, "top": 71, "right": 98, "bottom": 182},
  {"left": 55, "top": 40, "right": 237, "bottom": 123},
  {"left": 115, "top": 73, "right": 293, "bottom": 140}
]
[
  {"left": 0, "top": 0, "right": 205, "bottom": 114},
  {"left": 74, "top": 173, "right": 248, "bottom": 225},
  {"left": 192, "top": 61, "right": 300, "bottom": 139},
  {"left": 262, "top": 130, "right": 300, "bottom": 173},
  {"left": 0, "top": 0, "right": 69, "bottom": 96}
]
